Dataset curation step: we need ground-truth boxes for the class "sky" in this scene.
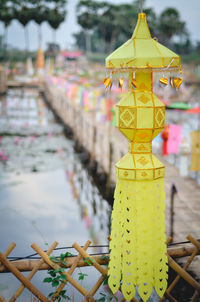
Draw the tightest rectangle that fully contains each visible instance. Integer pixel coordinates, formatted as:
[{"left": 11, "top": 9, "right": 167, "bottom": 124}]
[{"left": 0, "top": 0, "right": 200, "bottom": 51}]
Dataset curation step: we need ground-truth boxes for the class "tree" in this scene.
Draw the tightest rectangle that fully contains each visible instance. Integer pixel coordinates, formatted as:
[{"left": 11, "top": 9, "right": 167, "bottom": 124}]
[
  {"left": 32, "top": 1, "right": 47, "bottom": 48},
  {"left": 0, "top": 1, "right": 16, "bottom": 61},
  {"left": 13, "top": 0, "right": 34, "bottom": 55},
  {"left": 158, "top": 8, "right": 187, "bottom": 46},
  {"left": 46, "top": 0, "right": 67, "bottom": 43},
  {"left": 77, "top": 0, "right": 106, "bottom": 53}
]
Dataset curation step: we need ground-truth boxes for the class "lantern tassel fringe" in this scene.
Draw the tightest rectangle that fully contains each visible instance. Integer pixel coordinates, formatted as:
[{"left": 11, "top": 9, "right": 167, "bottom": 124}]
[{"left": 108, "top": 178, "right": 168, "bottom": 302}]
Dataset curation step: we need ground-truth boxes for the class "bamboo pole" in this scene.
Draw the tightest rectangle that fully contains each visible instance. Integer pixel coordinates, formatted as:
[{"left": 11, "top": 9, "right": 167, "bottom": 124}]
[
  {"left": 0, "top": 253, "right": 49, "bottom": 302},
  {"left": 168, "top": 255, "right": 200, "bottom": 290},
  {"left": 1, "top": 242, "right": 16, "bottom": 264},
  {"left": 72, "top": 242, "right": 107, "bottom": 276},
  {"left": 52, "top": 240, "right": 91, "bottom": 301},
  {"left": 160, "top": 235, "right": 200, "bottom": 302},
  {"left": 31, "top": 243, "right": 92, "bottom": 299},
  {"left": 86, "top": 273, "right": 107, "bottom": 300},
  {"left": 0, "top": 245, "right": 199, "bottom": 273},
  {"left": 9, "top": 241, "right": 58, "bottom": 302}
]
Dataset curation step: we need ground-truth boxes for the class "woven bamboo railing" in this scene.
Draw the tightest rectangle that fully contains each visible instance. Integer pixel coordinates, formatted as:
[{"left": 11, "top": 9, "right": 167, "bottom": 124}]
[{"left": 0, "top": 235, "right": 199, "bottom": 302}]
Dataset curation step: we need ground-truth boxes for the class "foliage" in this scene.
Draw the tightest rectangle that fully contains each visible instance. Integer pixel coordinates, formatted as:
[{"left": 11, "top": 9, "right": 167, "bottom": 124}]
[
  {"left": 75, "top": 0, "right": 190, "bottom": 55},
  {"left": 43, "top": 251, "right": 73, "bottom": 301},
  {"left": 43, "top": 250, "right": 119, "bottom": 301}
]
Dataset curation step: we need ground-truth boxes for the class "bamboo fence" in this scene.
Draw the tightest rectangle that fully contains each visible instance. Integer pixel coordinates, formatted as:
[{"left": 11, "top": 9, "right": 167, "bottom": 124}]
[{"left": 0, "top": 235, "right": 199, "bottom": 302}]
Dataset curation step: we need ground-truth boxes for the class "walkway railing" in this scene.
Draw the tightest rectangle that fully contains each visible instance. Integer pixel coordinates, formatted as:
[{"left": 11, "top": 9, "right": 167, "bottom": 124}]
[{"left": 0, "top": 235, "right": 199, "bottom": 302}]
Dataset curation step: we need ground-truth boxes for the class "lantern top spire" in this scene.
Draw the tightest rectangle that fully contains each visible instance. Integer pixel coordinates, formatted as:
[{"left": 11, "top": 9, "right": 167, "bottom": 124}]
[{"left": 105, "top": 13, "right": 181, "bottom": 72}]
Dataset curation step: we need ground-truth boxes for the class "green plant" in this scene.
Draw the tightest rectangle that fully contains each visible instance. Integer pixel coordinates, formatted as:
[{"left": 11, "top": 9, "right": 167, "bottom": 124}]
[{"left": 43, "top": 251, "right": 74, "bottom": 301}]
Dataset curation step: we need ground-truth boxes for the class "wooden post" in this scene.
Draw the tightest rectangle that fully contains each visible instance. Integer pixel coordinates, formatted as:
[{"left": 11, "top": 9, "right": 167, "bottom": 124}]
[{"left": 169, "top": 184, "right": 177, "bottom": 241}]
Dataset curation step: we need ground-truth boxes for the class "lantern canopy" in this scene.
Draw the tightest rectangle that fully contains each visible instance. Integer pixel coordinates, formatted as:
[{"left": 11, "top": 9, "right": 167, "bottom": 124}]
[
  {"left": 106, "top": 13, "right": 181, "bottom": 302},
  {"left": 106, "top": 13, "right": 180, "bottom": 71}
]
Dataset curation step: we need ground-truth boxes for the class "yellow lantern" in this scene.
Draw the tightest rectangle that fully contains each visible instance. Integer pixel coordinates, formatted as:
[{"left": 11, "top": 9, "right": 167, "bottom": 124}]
[{"left": 105, "top": 13, "right": 182, "bottom": 302}]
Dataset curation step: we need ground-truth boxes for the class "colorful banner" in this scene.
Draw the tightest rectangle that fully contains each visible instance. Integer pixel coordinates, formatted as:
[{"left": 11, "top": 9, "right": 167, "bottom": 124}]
[
  {"left": 190, "top": 130, "right": 200, "bottom": 171},
  {"left": 46, "top": 76, "right": 117, "bottom": 124},
  {"left": 167, "top": 124, "right": 182, "bottom": 154}
]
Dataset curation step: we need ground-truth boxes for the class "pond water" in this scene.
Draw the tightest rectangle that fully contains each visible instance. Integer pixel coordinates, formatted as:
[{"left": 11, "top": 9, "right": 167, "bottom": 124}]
[{"left": 0, "top": 88, "right": 112, "bottom": 301}]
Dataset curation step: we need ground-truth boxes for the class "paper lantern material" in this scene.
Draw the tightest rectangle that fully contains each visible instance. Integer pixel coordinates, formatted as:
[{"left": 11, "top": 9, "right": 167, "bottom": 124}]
[
  {"left": 167, "top": 124, "right": 182, "bottom": 154},
  {"left": 106, "top": 13, "right": 180, "bottom": 71},
  {"left": 190, "top": 130, "right": 200, "bottom": 171},
  {"left": 105, "top": 12, "right": 181, "bottom": 302}
]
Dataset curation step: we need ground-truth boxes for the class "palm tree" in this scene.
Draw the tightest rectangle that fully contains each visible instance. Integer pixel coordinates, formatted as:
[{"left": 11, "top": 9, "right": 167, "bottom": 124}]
[
  {"left": 14, "top": 1, "right": 33, "bottom": 56},
  {"left": 46, "top": 0, "right": 67, "bottom": 43},
  {"left": 0, "top": 2, "right": 15, "bottom": 62},
  {"left": 32, "top": 1, "right": 47, "bottom": 48}
]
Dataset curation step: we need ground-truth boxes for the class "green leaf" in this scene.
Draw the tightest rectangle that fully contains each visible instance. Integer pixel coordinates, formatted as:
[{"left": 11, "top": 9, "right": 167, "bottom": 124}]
[
  {"left": 103, "top": 278, "right": 108, "bottom": 285},
  {"left": 58, "top": 297, "right": 61, "bottom": 302},
  {"left": 78, "top": 273, "right": 88, "bottom": 280},
  {"left": 60, "top": 274, "right": 67, "bottom": 280},
  {"left": 54, "top": 268, "right": 65, "bottom": 273},
  {"left": 43, "top": 277, "right": 52, "bottom": 283},
  {"left": 100, "top": 255, "right": 109, "bottom": 261},
  {"left": 60, "top": 253, "right": 64, "bottom": 261},
  {"left": 60, "top": 290, "right": 66, "bottom": 297},
  {"left": 96, "top": 298, "right": 106, "bottom": 302},
  {"left": 66, "top": 296, "right": 71, "bottom": 300},
  {"left": 48, "top": 292, "right": 55, "bottom": 297},
  {"left": 100, "top": 293, "right": 106, "bottom": 297},
  {"left": 48, "top": 270, "right": 57, "bottom": 277},
  {"left": 45, "top": 242, "right": 49, "bottom": 246},
  {"left": 61, "top": 259, "right": 68, "bottom": 266},
  {"left": 83, "top": 257, "right": 94, "bottom": 266},
  {"left": 110, "top": 295, "right": 118, "bottom": 302},
  {"left": 64, "top": 252, "right": 73, "bottom": 257},
  {"left": 49, "top": 256, "right": 60, "bottom": 263},
  {"left": 52, "top": 279, "right": 59, "bottom": 287}
]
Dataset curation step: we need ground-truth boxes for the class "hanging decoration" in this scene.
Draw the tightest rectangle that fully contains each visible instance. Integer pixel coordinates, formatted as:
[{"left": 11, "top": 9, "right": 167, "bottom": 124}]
[
  {"left": 190, "top": 130, "right": 200, "bottom": 171},
  {"left": 36, "top": 47, "right": 45, "bottom": 75},
  {"left": 104, "top": 12, "right": 182, "bottom": 302}
]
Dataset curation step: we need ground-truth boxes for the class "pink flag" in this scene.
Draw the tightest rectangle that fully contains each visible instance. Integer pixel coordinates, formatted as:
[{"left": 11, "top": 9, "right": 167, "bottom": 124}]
[{"left": 167, "top": 124, "right": 182, "bottom": 154}]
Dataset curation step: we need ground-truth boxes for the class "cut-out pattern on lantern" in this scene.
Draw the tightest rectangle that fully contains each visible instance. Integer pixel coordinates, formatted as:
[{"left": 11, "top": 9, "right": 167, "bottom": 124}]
[{"left": 105, "top": 13, "right": 181, "bottom": 302}]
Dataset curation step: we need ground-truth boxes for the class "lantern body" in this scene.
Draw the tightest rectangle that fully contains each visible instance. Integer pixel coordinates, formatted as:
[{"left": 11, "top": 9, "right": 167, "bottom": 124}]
[{"left": 106, "top": 12, "right": 181, "bottom": 302}]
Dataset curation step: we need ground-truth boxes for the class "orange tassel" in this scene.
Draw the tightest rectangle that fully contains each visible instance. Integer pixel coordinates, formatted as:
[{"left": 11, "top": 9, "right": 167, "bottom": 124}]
[
  {"left": 173, "top": 77, "right": 183, "bottom": 89},
  {"left": 104, "top": 77, "right": 112, "bottom": 89},
  {"left": 132, "top": 78, "right": 137, "bottom": 88},
  {"left": 119, "top": 78, "right": 124, "bottom": 89},
  {"left": 159, "top": 77, "right": 168, "bottom": 85}
]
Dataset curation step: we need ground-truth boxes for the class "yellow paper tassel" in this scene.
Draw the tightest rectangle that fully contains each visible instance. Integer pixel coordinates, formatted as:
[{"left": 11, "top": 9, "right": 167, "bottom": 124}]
[
  {"left": 170, "top": 78, "right": 174, "bottom": 87},
  {"left": 119, "top": 78, "right": 124, "bottom": 89},
  {"left": 173, "top": 77, "right": 183, "bottom": 89},
  {"left": 132, "top": 78, "right": 137, "bottom": 88},
  {"left": 159, "top": 77, "right": 168, "bottom": 85},
  {"left": 104, "top": 77, "right": 112, "bottom": 89},
  {"left": 108, "top": 178, "right": 168, "bottom": 302}
]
